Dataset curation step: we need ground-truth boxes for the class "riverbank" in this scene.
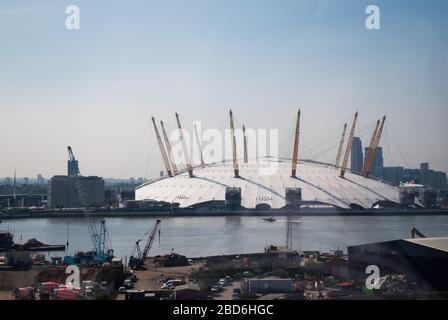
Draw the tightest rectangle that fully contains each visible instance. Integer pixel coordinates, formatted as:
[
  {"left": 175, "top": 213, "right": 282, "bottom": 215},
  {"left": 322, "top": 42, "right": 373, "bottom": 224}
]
[{"left": 1, "top": 207, "right": 448, "bottom": 220}]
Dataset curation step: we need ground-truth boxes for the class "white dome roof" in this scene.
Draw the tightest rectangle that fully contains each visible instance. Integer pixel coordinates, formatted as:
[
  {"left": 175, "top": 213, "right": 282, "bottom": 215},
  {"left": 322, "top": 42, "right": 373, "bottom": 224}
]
[{"left": 135, "top": 158, "right": 399, "bottom": 209}]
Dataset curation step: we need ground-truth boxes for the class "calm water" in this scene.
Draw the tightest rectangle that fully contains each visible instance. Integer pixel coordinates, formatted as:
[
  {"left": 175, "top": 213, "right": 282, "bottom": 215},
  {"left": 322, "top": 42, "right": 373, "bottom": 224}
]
[{"left": 2, "top": 216, "right": 448, "bottom": 258}]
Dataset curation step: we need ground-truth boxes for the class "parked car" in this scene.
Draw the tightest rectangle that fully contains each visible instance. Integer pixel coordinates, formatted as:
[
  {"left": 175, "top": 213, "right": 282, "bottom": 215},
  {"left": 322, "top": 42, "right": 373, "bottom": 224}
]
[
  {"left": 233, "top": 288, "right": 241, "bottom": 295},
  {"left": 211, "top": 285, "right": 221, "bottom": 293},
  {"left": 218, "top": 278, "right": 227, "bottom": 286},
  {"left": 242, "top": 271, "right": 254, "bottom": 277},
  {"left": 161, "top": 283, "right": 174, "bottom": 290},
  {"left": 118, "top": 286, "right": 126, "bottom": 294},
  {"left": 124, "top": 279, "right": 134, "bottom": 289}
]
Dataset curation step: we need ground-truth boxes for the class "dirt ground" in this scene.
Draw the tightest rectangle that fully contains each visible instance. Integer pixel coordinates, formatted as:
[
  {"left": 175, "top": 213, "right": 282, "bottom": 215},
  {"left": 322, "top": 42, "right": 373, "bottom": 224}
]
[{"left": 133, "top": 263, "right": 201, "bottom": 291}]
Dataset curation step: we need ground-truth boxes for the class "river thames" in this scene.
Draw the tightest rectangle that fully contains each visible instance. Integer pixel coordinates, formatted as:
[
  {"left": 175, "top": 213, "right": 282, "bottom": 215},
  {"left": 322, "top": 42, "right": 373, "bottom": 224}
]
[{"left": 2, "top": 216, "right": 448, "bottom": 258}]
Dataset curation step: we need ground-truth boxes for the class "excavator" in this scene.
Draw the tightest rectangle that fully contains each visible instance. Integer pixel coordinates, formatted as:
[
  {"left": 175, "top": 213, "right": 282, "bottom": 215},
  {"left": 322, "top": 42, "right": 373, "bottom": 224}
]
[{"left": 128, "top": 219, "right": 161, "bottom": 269}]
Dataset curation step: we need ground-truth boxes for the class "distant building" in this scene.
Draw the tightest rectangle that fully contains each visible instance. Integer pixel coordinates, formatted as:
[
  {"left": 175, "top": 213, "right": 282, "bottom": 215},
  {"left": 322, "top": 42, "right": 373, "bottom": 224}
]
[
  {"left": 419, "top": 163, "right": 446, "bottom": 191},
  {"left": 403, "top": 168, "right": 420, "bottom": 184},
  {"left": 365, "top": 146, "right": 383, "bottom": 178},
  {"left": 76, "top": 176, "right": 105, "bottom": 208},
  {"left": 23, "top": 177, "right": 29, "bottom": 185},
  {"left": 37, "top": 174, "right": 45, "bottom": 185},
  {"left": 351, "top": 137, "right": 363, "bottom": 172},
  {"left": 47, "top": 175, "right": 105, "bottom": 209},
  {"left": 47, "top": 176, "right": 81, "bottom": 208},
  {"left": 382, "top": 166, "right": 404, "bottom": 186}
]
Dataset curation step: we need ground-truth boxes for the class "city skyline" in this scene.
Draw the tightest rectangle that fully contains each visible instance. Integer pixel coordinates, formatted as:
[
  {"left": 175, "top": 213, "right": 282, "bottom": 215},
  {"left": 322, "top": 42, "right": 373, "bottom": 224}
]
[{"left": 1, "top": 0, "right": 447, "bottom": 178}]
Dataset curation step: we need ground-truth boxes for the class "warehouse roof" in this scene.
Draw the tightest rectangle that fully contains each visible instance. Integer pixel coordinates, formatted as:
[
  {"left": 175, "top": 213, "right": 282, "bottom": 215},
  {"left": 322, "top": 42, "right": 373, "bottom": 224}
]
[{"left": 405, "top": 237, "right": 448, "bottom": 253}]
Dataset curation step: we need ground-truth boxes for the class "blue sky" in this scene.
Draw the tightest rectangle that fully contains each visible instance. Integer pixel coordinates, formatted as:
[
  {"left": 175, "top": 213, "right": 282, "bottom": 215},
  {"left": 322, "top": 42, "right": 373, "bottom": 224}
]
[{"left": 0, "top": 0, "right": 447, "bottom": 178}]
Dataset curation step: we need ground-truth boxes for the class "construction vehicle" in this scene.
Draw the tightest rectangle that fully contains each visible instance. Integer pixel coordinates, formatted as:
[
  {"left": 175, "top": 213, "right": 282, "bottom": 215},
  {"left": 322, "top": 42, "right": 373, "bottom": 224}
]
[
  {"left": 411, "top": 227, "right": 426, "bottom": 239},
  {"left": 13, "top": 287, "right": 35, "bottom": 300},
  {"left": 63, "top": 219, "right": 114, "bottom": 266},
  {"left": 129, "top": 219, "right": 161, "bottom": 269}
]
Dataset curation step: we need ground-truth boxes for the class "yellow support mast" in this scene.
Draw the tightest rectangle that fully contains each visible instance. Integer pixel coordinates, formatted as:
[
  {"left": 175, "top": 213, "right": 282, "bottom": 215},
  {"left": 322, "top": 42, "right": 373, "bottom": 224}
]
[
  {"left": 364, "top": 116, "right": 386, "bottom": 177},
  {"left": 175, "top": 112, "right": 194, "bottom": 178},
  {"left": 362, "top": 119, "right": 380, "bottom": 175},
  {"left": 335, "top": 123, "right": 347, "bottom": 168},
  {"left": 229, "top": 109, "right": 240, "bottom": 177},
  {"left": 291, "top": 110, "right": 301, "bottom": 178},
  {"left": 340, "top": 112, "right": 358, "bottom": 178},
  {"left": 152, "top": 117, "right": 173, "bottom": 177},
  {"left": 160, "top": 120, "right": 178, "bottom": 175},
  {"left": 194, "top": 123, "right": 205, "bottom": 168},
  {"left": 243, "top": 125, "right": 248, "bottom": 164}
]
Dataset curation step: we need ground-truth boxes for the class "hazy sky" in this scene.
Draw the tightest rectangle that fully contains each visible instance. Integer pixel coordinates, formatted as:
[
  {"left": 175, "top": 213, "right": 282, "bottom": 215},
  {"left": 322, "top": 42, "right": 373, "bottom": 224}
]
[{"left": 0, "top": 0, "right": 447, "bottom": 179}]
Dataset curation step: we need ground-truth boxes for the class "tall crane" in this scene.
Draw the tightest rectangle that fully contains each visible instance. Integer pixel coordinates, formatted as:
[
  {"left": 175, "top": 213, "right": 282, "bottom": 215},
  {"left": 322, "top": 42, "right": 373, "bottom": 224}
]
[
  {"left": 291, "top": 110, "right": 301, "bottom": 178},
  {"left": 67, "top": 146, "right": 80, "bottom": 176},
  {"left": 362, "top": 119, "right": 381, "bottom": 175},
  {"left": 160, "top": 120, "right": 178, "bottom": 175},
  {"left": 243, "top": 125, "right": 248, "bottom": 164},
  {"left": 129, "top": 219, "right": 161, "bottom": 269},
  {"left": 364, "top": 116, "right": 386, "bottom": 177},
  {"left": 67, "top": 146, "right": 76, "bottom": 162},
  {"left": 152, "top": 117, "right": 173, "bottom": 177},
  {"left": 175, "top": 112, "right": 194, "bottom": 178},
  {"left": 229, "top": 109, "right": 239, "bottom": 177},
  {"left": 340, "top": 112, "right": 358, "bottom": 178},
  {"left": 194, "top": 123, "right": 205, "bottom": 168},
  {"left": 335, "top": 123, "right": 347, "bottom": 168}
]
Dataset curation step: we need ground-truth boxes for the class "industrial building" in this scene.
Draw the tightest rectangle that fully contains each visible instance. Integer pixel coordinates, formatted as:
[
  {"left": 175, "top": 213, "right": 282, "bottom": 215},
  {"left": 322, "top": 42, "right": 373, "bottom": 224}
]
[
  {"left": 136, "top": 111, "right": 412, "bottom": 210},
  {"left": 47, "top": 175, "right": 105, "bottom": 209},
  {"left": 348, "top": 237, "right": 448, "bottom": 291},
  {"left": 47, "top": 147, "right": 105, "bottom": 209}
]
